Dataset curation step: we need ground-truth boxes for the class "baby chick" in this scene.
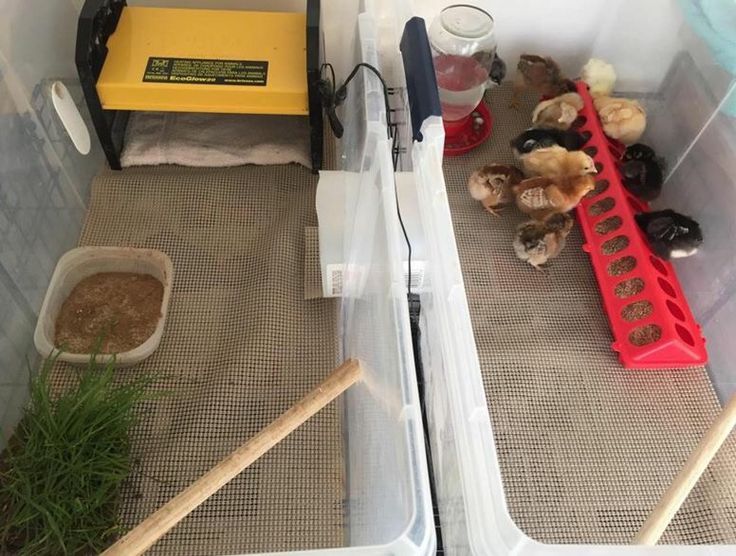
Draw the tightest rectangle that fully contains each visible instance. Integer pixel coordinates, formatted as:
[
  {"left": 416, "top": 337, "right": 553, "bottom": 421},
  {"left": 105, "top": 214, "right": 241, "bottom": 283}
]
[
  {"left": 623, "top": 143, "right": 665, "bottom": 168},
  {"left": 621, "top": 159, "right": 664, "bottom": 201},
  {"left": 513, "top": 213, "right": 574, "bottom": 271},
  {"left": 580, "top": 58, "right": 617, "bottom": 97},
  {"left": 489, "top": 52, "right": 507, "bottom": 86},
  {"left": 467, "top": 164, "right": 524, "bottom": 216},
  {"left": 511, "top": 54, "right": 575, "bottom": 108},
  {"left": 510, "top": 128, "right": 589, "bottom": 158},
  {"left": 532, "top": 92, "right": 584, "bottom": 130},
  {"left": 520, "top": 146, "right": 597, "bottom": 178},
  {"left": 593, "top": 96, "right": 647, "bottom": 145},
  {"left": 620, "top": 143, "right": 665, "bottom": 201},
  {"left": 635, "top": 210, "right": 703, "bottom": 259},
  {"left": 513, "top": 174, "right": 596, "bottom": 220}
]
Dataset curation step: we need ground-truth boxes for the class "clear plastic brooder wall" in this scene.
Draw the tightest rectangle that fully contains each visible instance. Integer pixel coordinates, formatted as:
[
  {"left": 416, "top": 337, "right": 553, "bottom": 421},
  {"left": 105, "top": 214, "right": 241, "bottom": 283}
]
[
  {"left": 0, "top": 0, "right": 106, "bottom": 443},
  {"left": 382, "top": 0, "right": 736, "bottom": 554},
  {"left": 316, "top": 6, "right": 435, "bottom": 554}
]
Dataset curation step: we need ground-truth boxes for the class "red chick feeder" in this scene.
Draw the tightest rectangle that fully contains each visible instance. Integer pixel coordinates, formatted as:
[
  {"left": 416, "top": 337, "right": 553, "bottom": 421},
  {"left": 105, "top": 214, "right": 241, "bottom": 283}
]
[
  {"left": 573, "top": 81, "right": 707, "bottom": 369},
  {"left": 429, "top": 5, "right": 495, "bottom": 156}
]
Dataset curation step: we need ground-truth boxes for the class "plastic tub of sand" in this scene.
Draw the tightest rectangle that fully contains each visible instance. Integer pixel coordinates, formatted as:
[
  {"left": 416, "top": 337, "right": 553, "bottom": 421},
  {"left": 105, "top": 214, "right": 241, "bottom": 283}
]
[{"left": 34, "top": 247, "right": 173, "bottom": 366}]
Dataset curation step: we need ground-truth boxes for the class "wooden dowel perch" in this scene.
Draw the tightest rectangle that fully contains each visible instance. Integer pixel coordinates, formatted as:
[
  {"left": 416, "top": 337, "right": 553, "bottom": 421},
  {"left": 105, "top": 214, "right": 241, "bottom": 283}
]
[
  {"left": 634, "top": 393, "right": 736, "bottom": 545},
  {"left": 103, "top": 358, "right": 363, "bottom": 556}
]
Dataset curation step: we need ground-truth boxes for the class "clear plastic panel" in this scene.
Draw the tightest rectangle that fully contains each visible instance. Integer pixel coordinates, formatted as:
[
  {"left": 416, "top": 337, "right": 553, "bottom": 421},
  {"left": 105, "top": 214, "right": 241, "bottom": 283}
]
[
  {"left": 410, "top": 117, "right": 513, "bottom": 556},
  {"left": 315, "top": 7, "right": 435, "bottom": 554},
  {"left": 339, "top": 13, "right": 388, "bottom": 173},
  {"left": 339, "top": 138, "right": 432, "bottom": 552},
  {"left": 392, "top": 1, "right": 736, "bottom": 555},
  {"left": 0, "top": 0, "right": 105, "bottom": 441},
  {"left": 657, "top": 87, "right": 736, "bottom": 401}
]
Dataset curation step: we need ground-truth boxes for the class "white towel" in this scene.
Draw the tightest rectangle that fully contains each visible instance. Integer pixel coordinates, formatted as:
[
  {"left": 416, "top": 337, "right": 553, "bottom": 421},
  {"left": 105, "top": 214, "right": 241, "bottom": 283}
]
[{"left": 120, "top": 112, "right": 311, "bottom": 169}]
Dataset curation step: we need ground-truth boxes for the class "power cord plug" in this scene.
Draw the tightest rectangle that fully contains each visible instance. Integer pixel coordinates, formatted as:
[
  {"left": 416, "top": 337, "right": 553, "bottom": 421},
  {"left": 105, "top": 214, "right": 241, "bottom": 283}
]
[{"left": 318, "top": 77, "right": 344, "bottom": 138}]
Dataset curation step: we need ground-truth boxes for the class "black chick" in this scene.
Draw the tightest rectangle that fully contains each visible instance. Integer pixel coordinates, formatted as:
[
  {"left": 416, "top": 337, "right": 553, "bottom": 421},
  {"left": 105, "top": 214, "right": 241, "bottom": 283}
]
[
  {"left": 489, "top": 52, "right": 507, "bottom": 86},
  {"left": 623, "top": 143, "right": 658, "bottom": 163},
  {"left": 621, "top": 159, "right": 663, "bottom": 201},
  {"left": 635, "top": 210, "right": 703, "bottom": 259},
  {"left": 511, "top": 128, "right": 589, "bottom": 158}
]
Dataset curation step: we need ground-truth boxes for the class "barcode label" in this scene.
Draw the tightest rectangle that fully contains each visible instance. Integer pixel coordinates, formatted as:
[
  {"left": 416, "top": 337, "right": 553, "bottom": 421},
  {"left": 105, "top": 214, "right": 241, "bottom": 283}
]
[
  {"left": 405, "top": 260, "right": 426, "bottom": 291},
  {"left": 330, "top": 267, "right": 344, "bottom": 297},
  {"left": 325, "top": 264, "right": 348, "bottom": 297},
  {"left": 325, "top": 261, "right": 425, "bottom": 297}
]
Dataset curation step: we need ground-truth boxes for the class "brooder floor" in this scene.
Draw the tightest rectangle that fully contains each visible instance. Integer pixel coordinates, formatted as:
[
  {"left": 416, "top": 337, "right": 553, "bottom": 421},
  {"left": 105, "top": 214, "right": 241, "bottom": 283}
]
[
  {"left": 52, "top": 164, "right": 344, "bottom": 554},
  {"left": 442, "top": 85, "right": 736, "bottom": 544}
]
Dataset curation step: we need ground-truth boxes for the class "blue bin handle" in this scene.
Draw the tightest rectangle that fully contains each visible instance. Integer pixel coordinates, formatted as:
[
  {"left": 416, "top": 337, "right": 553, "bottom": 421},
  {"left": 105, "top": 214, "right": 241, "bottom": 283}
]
[{"left": 400, "top": 17, "right": 442, "bottom": 142}]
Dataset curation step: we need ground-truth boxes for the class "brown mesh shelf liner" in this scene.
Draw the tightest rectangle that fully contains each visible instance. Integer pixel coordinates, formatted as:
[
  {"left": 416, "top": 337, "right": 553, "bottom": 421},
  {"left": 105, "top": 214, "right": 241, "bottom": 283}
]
[
  {"left": 441, "top": 85, "right": 736, "bottom": 545},
  {"left": 52, "top": 163, "right": 344, "bottom": 555}
]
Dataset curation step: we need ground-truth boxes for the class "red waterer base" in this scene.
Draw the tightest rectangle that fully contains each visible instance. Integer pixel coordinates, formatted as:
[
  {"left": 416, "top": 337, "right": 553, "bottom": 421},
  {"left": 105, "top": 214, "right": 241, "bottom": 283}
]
[{"left": 443, "top": 101, "right": 493, "bottom": 156}]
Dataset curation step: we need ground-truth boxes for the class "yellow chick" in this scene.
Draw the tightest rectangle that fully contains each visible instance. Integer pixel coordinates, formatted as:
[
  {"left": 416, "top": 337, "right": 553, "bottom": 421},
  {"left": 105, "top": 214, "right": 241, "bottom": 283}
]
[
  {"left": 520, "top": 146, "right": 597, "bottom": 178},
  {"left": 593, "top": 96, "right": 646, "bottom": 145},
  {"left": 580, "top": 58, "right": 617, "bottom": 97},
  {"left": 532, "top": 92, "right": 584, "bottom": 130},
  {"left": 467, "top": 164, "right": 524, "bottom": 216}
]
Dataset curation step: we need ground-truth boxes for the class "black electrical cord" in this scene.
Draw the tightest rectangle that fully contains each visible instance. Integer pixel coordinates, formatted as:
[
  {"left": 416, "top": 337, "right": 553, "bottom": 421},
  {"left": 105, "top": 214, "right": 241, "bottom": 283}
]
[
  {"left": 393, "top": 150, "right": 413, "bottom": 299},
  {"left": 319, "top": 62, "right": 343, "bottom": 138},
  {"left": 334, "top": 63, "right": 392, "bottom": 140},
  {"left": 321, "top": 61, "right": 413, "bottom": 298},
  {"left": 322, "top": 61, "right": 336, "bottom": 95}
]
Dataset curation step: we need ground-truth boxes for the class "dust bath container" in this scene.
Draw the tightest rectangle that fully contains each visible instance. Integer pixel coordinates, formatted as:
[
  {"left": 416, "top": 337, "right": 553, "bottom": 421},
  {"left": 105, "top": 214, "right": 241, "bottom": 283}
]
[{"left": 34, "top": 246, "right": 173, "bottom": 366}]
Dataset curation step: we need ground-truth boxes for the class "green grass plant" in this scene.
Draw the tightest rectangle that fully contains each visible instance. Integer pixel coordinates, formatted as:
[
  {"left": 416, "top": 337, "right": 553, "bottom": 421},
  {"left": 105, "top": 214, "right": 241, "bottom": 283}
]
[{"left": 1, "top": 353, "right": 154, "bottom": 555}]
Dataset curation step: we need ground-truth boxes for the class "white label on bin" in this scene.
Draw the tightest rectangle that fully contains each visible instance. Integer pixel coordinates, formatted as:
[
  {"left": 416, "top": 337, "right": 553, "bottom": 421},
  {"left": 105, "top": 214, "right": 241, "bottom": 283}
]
[
  {"left": 327, "top": 264, "right": 344, "bottom": 297},
  {"left": 324, "top": 261, "right": 425, "bottom": 297},
  {"left": 405, "top": 260, "right": 426, "bottom": 291}
]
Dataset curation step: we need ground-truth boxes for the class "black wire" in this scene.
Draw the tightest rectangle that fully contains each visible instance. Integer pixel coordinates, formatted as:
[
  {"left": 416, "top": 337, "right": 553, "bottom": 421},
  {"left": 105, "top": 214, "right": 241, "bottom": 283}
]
[
  {"left": 327, "top": 61, "right": 413, "bottom": 297},
  {"left": 321, "top": 62, "right": 336, "bottom": 94},
  {"left": 390, "top": 125, "right": 412, "bottom": 298},
  {"left": 336, "top": 63, "right": 392, "bottom": 141},
  {"left": 395, "top": 176, "right": 413, "bottom": 298}
]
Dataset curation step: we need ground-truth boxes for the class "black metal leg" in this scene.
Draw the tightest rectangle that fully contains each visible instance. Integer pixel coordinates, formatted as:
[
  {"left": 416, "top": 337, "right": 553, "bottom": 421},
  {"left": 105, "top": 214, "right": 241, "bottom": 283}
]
[
  {"left": 76, "top": 0, "right": 127, "bottom": 170},
  {"left": 84, "top": 89, "right": 123, "bottom": 170},
  {"left": 306, "top": 0, "right": 323, "bottom": 172}
]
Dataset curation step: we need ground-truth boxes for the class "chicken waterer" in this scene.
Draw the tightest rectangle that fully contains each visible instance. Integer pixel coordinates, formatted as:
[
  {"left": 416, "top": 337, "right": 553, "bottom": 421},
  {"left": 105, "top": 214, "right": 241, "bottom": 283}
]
[{"left": 428, "top": 4, "right": 496, "bottom": 155}]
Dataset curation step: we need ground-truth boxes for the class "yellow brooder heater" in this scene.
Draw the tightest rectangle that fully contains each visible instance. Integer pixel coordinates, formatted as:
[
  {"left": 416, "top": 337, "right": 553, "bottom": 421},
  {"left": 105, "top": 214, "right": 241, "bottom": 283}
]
[{"left": 76, "top": 0, "right": 323, "bottom": 171}]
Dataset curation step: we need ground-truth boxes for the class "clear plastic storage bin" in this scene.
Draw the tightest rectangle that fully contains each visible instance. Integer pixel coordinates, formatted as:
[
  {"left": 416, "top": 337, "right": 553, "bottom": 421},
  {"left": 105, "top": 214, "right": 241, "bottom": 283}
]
[
  {"left": 314, "top": 6, "right": 435, "bottom": 555},
  {"left": 380, "top": 0, "right": 736, "bottom": 554}
]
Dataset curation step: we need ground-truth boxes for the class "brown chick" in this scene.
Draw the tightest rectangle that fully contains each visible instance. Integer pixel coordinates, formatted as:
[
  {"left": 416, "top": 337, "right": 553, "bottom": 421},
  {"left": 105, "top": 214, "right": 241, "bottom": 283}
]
[
  {"left": 593, "top": 96, "right": 646, "bottom": 145},
  {"left": 512, "top": 174, "right": 595, "bottom": 220},
  {"left": 467, "top": 164, "right": 524, "bottom": 216},
  {"left": 513, "top": 212, "right": 574, "bottom": 271},
  {"left": 511, "top": 54, "right": 574, "bottom": 109},
  {"left": 520, "top": 146, "right": 597, "bottom": 178},
  {"left": 531, "top": 92, "right": 584, "bottom": 130}
]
